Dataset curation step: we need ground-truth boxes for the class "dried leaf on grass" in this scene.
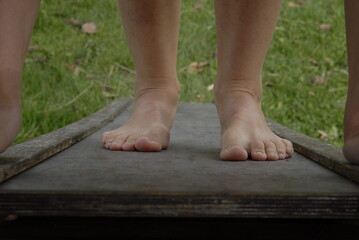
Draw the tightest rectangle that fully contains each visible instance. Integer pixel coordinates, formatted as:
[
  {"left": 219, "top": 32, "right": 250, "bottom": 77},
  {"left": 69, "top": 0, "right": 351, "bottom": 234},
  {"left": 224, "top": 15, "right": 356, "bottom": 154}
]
[
  {"left": 62, "top": 62, "right": 86, "bottom": 75},
  {"left": 319, "top": 24, "right": 331, "bottom": 31},
  {"left": 115, "top": 63, "right": 136, "bottom": 74},
  {"left": 74, "top": 66, "right": 86, "bottom": 76},
  {"left": 308, "top": 91, "right": 315, "bottom": 96},
  {"left": 310, "top": 59, "right": 318, "bottom": 65},
  {"left": 207, "top": 84, "right": 214, "bottom": 91},
  {"left": 314, "top": 72, "right": 326, "bottom": 85},
  {"left": 287, "top": 2, "right": 300, "bottom": 8},
  {"left": 102, "top": 85, "right": 114, "bottom": 92},
  {"left": 103, "top": 91, "right": 120, "bottom": 98},
  {"left": 317, "top": 130, "right": 328, "bottom": 140},
  {"left": 317, "top": 125, "right": 339, "bottom": 142},
  {"left": 63, "top": 62, "right": 77, "bottom": 72},
  {"left": 324, "top": 57, "right": 335, "bottom": 67},
  {"left": 265, "top": 81, "right": 275, "bottom": 87},
  {"left": 82, "top": 22, "right": 97, "bottom": 34},
  {"left": 65, "top": 19, "right": 97, "bottom": 34},
  {"left": 184, "top": 61, "right": 209, "bottom": 74},
  {"left": 64, "top": 18, "right": 82, "bottom": 27},
  {"left": 196, "top": 94, "right": 205, "bottom": 101}
]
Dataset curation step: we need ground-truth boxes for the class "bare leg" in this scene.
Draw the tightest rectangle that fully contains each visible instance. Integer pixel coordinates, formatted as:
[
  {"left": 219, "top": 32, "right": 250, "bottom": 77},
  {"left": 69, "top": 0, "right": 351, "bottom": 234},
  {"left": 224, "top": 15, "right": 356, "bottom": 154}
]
[
  {"left": 343, "top": 0, "right": 359, "bottom": 164},
  {"left": 0, "top": 0, "right": 40, "bottom": 152},
  {"left": 214, "top": 0, "right": 293, "bottom": 161},
  {"left": 102, "top": 0, "right": 181, "bottom": 151}
]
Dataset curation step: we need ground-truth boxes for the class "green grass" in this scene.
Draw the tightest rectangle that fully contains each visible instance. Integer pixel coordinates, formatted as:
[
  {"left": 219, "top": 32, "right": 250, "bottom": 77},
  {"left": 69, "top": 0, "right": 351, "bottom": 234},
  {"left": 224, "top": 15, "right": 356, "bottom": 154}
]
[{"left": 18, "top": 0, "right": 347, "bottom": 148}]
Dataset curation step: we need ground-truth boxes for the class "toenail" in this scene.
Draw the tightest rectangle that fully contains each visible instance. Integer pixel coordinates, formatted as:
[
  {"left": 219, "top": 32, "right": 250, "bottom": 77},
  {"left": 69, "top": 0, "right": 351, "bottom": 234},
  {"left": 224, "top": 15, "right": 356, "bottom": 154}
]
[
  {"left": 278, "top": 153, "right": 285, "bottom": 159},
  {"left": 255, "top": 151, "right": 265, "bottom": 156}
]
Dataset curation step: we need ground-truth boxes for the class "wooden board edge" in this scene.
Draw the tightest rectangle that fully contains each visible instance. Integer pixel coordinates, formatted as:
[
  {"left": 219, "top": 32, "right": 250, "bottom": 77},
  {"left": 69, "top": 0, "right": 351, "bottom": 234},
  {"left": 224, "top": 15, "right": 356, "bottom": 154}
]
[
  {"left": 0, "top": 98, "right": 134, "bottom": 183},
  {"left": 267, "top": 119, "right": 359, "bottom": 184},
  {"left": 0, "top": 192, "right": 358, "bottom": 219}
]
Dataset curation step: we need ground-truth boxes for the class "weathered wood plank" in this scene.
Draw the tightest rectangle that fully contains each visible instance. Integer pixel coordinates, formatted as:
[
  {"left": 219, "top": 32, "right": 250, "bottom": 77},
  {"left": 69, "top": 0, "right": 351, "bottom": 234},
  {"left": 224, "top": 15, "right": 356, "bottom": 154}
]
[
  {"left": 0, "top": 192, "right": 358, "bottom": 218},
  {"left": 0, "top": 102, "right": 358, "bottom": 219},
  {"left": 267, "top": 119, "right": 359, "bottom": 184},
  {"left": 0, "top": 98, "right": 133, "bottom": 183}
]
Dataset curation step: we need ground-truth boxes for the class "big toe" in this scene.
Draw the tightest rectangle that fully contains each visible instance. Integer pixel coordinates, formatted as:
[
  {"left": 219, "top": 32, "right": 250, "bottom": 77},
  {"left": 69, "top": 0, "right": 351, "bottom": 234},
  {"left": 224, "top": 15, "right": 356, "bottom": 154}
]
[
  {"left": 122, "top": 137, "right": 137, "bottom": 151},
  {"left": 135, "top": 136, "right": 163, "bottom": 152},
  {"left": 220, "top": 146, "right": 248, "bottom": 161}
]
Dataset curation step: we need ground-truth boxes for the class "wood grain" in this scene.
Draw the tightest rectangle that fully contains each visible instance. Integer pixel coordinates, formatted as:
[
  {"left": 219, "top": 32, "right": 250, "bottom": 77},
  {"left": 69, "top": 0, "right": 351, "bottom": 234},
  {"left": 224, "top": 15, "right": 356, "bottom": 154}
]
[
  {"left": 267, "top": 119, "right": 359, "bottom": 184},
  {"left": 0, "top": 101, "right": 358, "bottom": 219},
  {"left": 0, "top": 98, "right": 133, "bottom": 183},
  {"left": 0, "top": 192, "right": 358, "bottom": 218}
]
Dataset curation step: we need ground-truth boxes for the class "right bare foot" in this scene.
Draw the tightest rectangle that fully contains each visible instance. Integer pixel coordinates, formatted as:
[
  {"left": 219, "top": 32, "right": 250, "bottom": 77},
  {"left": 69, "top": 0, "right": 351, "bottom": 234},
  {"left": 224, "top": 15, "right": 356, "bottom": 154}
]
[{"left": 102, "top": 79, "right": 180, "bottom": 152}]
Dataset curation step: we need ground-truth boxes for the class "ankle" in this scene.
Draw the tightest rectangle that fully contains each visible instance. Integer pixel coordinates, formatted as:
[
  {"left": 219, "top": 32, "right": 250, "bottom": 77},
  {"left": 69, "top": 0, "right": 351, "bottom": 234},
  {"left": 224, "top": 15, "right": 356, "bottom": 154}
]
[
  {"left": 214, "top": 78, "right": 263, "bottom": 104},
  {"left": 135, "top": 77, "right": 180, "bottom": 99}
]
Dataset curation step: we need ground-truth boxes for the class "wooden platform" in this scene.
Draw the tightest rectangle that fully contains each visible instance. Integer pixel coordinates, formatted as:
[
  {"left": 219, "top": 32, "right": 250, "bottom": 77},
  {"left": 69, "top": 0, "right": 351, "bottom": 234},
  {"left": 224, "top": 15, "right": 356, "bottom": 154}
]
[{"left": 0, "top": 98, "right": 359, "bottom": 221}]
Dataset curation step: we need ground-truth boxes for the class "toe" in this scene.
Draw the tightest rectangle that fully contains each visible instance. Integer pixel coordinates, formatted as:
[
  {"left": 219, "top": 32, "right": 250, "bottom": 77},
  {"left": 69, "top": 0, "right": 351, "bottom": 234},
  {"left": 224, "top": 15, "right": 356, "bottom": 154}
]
[
  {"left": 101, "top": 131, "right": 110, "bottom": 145},
  {"left": 108, "top": 142, "right": 123, "bottom": 151},
  {"left": 122, "top": 136, "right": 137, "bottom": 151},
  {"left": 105, "top": 141, "right": 113, "bottom": 150},
  {"left": 135, "top": 136, "right": 162, "bottom": 152},
  {"left": 134, "top": 125, "right": 169, "bottom": 152},
  {"left": 250, "top": 141, "right": 267, "bottom": 161},
  {"left": 275, "top": 140, "right": 287, "bottom": 160},
  {"left": 220, "top": 145, "right": 248, "bottom": 161},
  {"left": 265, "top": 141, "right": 279, "bottom": 161},
  {"left": 106, "top": 134, "right": 127, "bottom": 151},
  {"left": 282, "top": 139, "right": 294, "bottom": 158}
]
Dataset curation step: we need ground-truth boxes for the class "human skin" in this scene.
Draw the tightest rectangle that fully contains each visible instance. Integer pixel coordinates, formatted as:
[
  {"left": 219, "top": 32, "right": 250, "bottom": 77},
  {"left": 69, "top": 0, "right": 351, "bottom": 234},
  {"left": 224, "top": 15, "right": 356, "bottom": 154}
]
[
  {"left": 0, "top": 0, "right": 40, "bottom": 153},
  {"left": 102, "top": 0, "right": 293, "bottom": 161},
  {"left": 343, "top": 0, "right": 359, "bottom": 164},
  {"left": 102, "top": 0, "right": 181, "bottom": 152}
]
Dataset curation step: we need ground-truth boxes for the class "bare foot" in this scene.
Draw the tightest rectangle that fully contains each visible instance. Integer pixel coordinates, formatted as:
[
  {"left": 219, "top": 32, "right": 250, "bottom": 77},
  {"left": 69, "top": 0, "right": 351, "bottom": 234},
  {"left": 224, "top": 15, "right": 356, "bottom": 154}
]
[
  {"left": 214, "top": 82, "right": 293, "bottom": 161},
  {"left": 102, "top": 80, "right": 180, "bottom": 152},
  {"left": 343, "top": 89, "right": 359, "bottom": 164}
]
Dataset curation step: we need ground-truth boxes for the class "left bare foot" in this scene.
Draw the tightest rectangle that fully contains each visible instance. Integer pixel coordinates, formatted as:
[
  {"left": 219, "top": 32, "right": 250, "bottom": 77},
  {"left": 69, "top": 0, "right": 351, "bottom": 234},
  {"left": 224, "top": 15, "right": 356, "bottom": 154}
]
[{"left": 214, "top": 81, "right": 293, "bottom": 161}]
